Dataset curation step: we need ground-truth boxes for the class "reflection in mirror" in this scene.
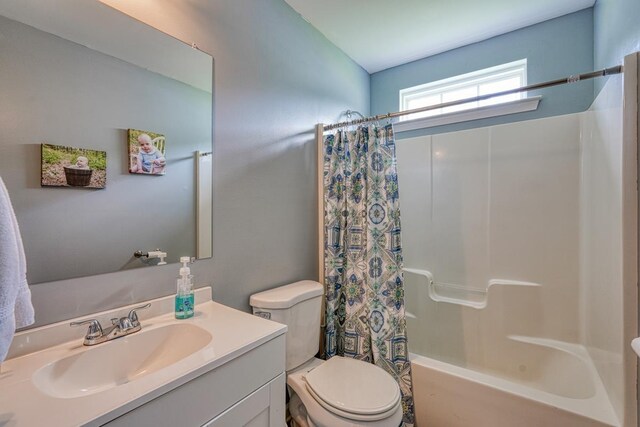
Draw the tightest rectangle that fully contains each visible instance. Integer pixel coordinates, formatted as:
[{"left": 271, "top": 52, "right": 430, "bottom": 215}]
[
  {"left": 197, "top": 152, "right": 213, "bottom": 259},
  {"left": 0, "top": 1, "right": 213, "bottom": 284}
]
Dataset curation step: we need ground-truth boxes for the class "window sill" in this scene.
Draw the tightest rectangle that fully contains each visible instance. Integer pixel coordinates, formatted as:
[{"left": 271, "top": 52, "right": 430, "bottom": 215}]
[{"left": 393, "top": 96, "right": 542, "bottom": 133}]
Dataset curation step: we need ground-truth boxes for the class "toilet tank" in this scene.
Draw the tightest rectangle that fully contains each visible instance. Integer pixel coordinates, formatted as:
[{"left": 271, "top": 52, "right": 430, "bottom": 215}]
[{"left": 250, "top": 280, "right": 323, "bottom": 371}]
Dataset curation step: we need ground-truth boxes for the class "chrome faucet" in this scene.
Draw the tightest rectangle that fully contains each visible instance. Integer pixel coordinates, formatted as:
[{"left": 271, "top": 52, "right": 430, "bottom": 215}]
[{"left": 70, "top": 303, "right": 151, "bottom": 346}]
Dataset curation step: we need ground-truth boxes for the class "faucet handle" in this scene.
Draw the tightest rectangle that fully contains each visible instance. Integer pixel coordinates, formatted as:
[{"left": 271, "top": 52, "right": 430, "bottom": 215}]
[
  {"left": 128, "top": 303, "right": 151, "bottom": 327},
  {"left": 118, "top": 317, "right": 134, "bottom": 330},
  {"left": 70, "top": 319, "right": 103, "bottom": 340},
  {"left": 111, "top": 316, "right": 133, "bottom": 330}
]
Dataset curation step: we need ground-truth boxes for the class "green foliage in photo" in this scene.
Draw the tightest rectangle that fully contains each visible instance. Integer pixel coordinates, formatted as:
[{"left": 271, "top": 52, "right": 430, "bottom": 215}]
[{"left": 41, "top": 144, "right": 107, "bottom": 170}]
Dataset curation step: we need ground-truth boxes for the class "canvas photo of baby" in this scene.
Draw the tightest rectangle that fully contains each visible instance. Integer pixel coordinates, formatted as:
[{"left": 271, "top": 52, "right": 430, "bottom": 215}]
[
  {"left": 40, "top": 144, "right": 107, "bottom": 189},
  {"left": 128, "top": 129, "right": 166, "bottom": 175}
]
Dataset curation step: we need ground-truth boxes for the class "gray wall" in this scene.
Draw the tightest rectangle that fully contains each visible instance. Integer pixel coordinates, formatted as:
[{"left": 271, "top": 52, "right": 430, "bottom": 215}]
[
  {"left": 593, "top": 0, "right": 640, "bottom": 93},
  {"left": 7, "top": 0, "right": 369, "bottom": 327},
  {"left": 370, "top": 10, "right": 594, "bottom": 138}
]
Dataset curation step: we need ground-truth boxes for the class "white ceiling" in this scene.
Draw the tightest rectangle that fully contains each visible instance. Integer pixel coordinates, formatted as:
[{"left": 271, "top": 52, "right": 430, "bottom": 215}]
[{"left": 285, "top": 0, "right": 596, "bottom": 73}]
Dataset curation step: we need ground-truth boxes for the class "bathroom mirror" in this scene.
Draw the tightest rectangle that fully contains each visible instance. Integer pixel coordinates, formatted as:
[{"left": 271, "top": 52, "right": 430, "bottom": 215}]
[{"left": 0, "top": 0, "right": 213, "bottom": 283}]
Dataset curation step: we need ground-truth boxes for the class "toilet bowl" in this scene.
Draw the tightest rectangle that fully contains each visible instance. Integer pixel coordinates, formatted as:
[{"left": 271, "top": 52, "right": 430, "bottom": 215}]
[
  {"left": 287, "top": 357, "right": 403, "bottom": 427},
  {"left": 249, "top": 281, "right": 403, "bottom": 427}
]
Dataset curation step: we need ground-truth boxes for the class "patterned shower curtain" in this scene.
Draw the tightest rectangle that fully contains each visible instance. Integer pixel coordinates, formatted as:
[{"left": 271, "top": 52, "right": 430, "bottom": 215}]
[{"left": 323, "top": 124, "right": 414, "bottom": 426}]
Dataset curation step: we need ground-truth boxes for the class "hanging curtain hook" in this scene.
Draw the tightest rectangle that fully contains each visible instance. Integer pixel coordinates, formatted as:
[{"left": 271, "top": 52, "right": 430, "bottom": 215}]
[{"left": 336, "top": 110, "right": 366, "bottom": 132}]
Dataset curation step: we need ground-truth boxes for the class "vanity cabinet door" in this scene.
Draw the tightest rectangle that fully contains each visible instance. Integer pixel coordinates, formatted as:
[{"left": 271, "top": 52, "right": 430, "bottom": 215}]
[{"left": 203, "top": 373, "right": 285, "bottom": 427}]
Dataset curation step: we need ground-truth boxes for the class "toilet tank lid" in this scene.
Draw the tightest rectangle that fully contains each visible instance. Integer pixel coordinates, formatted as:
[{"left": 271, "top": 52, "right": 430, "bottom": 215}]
[{"left": 250, "top": 280, "right": 323, "bottom": 309}]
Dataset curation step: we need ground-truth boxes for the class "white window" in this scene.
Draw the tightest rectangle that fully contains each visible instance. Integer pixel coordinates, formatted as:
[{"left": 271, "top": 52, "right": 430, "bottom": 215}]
[{"left": 399, "top": 59, "right": 528, "bottom": 122}]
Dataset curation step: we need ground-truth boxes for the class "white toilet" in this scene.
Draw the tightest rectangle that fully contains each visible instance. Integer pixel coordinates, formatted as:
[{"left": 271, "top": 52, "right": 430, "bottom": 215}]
[{"left": 250, "top": 280, "right": 403, "bottom": 427}]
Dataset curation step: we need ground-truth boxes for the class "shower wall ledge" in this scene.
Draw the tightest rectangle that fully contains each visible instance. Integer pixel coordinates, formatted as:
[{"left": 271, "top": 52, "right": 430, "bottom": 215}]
[{"left": 403, "top": 267, "right": 541, "bottom": 309}]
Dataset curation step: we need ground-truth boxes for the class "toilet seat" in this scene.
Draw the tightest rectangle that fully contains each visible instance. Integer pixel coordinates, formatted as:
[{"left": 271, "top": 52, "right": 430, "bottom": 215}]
[
  {"left": 287, "top": 358, "right": 403, "bottom": 427},
  {"left": 303, "top": 356, "right": 401, "bottom": 422}
]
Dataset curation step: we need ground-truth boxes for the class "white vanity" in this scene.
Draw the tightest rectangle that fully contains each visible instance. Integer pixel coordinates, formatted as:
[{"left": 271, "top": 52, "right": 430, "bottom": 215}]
[{"left": 0, "top": 288, "right": 287, "bottom": 426}]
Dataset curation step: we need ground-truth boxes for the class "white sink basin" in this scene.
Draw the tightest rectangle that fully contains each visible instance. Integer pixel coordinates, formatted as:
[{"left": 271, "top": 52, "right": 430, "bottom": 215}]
[
  {"left": 32, "top": 323, "right": 212, "bottom": 398},
  {"left": 1, "top": 291, "right": 288, "bottom": 427}
]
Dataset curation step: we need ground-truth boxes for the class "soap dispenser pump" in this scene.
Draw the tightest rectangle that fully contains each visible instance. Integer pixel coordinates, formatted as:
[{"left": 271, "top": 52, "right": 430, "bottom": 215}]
[{"left": 175, "top": 256, "right": 194, "bottom": 319}]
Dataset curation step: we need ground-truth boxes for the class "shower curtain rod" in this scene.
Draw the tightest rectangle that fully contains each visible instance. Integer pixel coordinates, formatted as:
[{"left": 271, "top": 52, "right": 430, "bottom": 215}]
[{"left": 322, "top": 65, "right": 623, "bottom": 131}]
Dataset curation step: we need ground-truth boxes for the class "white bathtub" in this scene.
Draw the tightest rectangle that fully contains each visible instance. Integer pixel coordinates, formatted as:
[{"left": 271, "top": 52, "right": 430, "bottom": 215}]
[
  {"left": 402, "top": 269, "right": 622, "bottom": 426},
  {"left": 410, "top": 336, "right": 619, "bottom": 427}
]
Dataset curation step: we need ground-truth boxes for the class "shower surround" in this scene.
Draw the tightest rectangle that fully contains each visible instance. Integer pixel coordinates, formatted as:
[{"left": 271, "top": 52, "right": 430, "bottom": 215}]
[{"left": 396, "top": 55, "right": 638, "bottom": 426}]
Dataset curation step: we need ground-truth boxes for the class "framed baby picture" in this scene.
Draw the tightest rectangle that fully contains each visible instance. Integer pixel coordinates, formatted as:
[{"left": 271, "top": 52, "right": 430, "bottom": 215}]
[
  {"left": 128, "top": 129, "right": 166, "bottom": 175},
  {"left": 40, "top": 143, "right": 107, "bottom": 189}
]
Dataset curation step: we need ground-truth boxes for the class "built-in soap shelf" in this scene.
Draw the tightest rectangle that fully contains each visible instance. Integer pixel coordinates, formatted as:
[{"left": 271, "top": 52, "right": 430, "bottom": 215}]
[{"left": 403, "top": 268, "right": 541, "bottom": 309}]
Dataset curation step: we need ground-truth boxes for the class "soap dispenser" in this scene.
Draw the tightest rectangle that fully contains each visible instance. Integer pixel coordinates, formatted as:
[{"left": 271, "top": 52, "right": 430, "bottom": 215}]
[{"left": 175, "top": 256, "right": 194, "bottom": 319}]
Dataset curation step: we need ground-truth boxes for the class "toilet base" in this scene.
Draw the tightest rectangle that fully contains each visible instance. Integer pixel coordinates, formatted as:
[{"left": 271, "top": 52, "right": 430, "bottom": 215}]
[{"left": 289, "top": 392, "right": 311, "bottom": 427}]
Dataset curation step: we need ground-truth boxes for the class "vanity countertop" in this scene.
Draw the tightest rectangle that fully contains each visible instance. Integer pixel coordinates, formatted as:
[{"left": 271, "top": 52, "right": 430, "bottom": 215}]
[{"left": 0, "top": 289, "right": 287, "bottom": 427}]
